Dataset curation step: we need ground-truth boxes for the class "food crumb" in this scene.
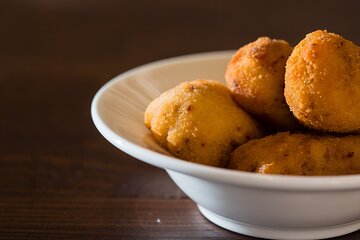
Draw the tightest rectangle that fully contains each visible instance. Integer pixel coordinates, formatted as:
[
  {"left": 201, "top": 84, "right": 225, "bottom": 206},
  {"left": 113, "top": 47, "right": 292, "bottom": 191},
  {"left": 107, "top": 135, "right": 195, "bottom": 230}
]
[{"left": 156, "top": 218, "right": 161, "bottom": 224}]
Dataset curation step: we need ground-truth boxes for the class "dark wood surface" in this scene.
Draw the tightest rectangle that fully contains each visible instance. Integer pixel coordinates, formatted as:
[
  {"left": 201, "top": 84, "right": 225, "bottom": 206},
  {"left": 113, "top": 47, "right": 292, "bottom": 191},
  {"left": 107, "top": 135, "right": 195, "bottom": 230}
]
[{"left": 1, "top": 1, "right": 359, "bottom": 239}]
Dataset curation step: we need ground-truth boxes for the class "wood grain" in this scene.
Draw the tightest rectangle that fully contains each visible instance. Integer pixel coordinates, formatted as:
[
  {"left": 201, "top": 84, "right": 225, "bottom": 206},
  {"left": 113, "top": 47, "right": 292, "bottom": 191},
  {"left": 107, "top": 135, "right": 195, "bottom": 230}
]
[
  {"left": 0, "top": 198, "right": 246, "bottom": 240},
  {"left": 0, "top": 0, "right": 359, "bottom": 239}
]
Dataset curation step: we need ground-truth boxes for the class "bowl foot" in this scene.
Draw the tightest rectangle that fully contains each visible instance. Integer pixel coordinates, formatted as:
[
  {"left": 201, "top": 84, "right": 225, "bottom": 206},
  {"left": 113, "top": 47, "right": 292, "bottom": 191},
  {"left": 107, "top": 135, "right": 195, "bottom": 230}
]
[{"left": 197, "top": 205, "right": 360, "bottom": 240}]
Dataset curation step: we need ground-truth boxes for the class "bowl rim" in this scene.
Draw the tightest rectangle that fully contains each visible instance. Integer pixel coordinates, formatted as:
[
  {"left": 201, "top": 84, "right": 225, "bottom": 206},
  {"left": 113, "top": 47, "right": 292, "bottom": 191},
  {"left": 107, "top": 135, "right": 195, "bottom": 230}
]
[{"left": 91, "top": 50, "right": 360, "bottom": 191}]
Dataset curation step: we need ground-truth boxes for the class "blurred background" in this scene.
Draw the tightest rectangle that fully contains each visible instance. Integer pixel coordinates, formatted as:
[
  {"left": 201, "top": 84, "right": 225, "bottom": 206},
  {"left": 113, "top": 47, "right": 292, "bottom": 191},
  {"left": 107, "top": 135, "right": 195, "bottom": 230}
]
[
  {"left": 2, "top": 0, "right": 359, "bottom": 161},
  {"left": 1, "top": 0, "right": 359, "bottom": 239},
  {"left": 2, "top": 0, "right": 359, "bottom": 78}
]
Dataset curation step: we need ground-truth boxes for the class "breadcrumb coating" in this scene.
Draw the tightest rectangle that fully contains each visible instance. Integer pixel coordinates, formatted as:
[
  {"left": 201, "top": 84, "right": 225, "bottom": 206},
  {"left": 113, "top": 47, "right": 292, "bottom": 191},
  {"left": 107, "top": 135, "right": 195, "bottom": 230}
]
[
  {"left": 229, "top": 132, "right": 360, "bottom": 176},
  {"left": 285, "top": 30, "right": 360, "bottom": 132},
  {"left": 226, "top": 37, "right": 298, "bottom": 131},
  {"left": 145, "top": 80, "right": 263, "bottom": 167}
]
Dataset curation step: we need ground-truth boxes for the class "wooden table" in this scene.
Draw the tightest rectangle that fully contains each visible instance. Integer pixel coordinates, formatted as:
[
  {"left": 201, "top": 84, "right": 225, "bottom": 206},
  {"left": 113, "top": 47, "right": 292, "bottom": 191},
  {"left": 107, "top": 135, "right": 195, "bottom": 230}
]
[{"left": 1, "top": 1, "right": 359, "bottom": 239}]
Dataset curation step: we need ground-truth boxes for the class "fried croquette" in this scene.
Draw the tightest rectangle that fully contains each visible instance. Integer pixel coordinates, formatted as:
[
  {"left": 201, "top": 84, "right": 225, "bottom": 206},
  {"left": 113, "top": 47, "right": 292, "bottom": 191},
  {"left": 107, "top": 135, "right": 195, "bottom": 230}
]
[
  {"left": 144, "top": 80, "right": 263, "bottom": 167},
  {"left": 285, "top": 30, "right": 360, "bottom": 133},
  {"left": 226, "top": 37, "right": 299, "bottom": 131},
  {"left": 229, "top": 132, "right": 360, "bottom": 176}
]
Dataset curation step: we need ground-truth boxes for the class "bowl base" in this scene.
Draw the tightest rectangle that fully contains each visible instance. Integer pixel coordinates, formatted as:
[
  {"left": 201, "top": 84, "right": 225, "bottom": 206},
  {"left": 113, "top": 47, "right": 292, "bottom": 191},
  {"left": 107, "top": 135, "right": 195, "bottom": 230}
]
[{"left": 197, "top": 205, "right": 360, "bottom": 240}]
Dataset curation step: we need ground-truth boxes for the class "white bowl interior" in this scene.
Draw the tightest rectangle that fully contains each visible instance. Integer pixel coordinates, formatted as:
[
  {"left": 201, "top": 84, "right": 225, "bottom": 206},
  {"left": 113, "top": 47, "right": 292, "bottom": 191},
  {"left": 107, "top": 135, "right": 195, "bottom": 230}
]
[{"left": 97, "top": 51, "right": 231, "bottom": 155}]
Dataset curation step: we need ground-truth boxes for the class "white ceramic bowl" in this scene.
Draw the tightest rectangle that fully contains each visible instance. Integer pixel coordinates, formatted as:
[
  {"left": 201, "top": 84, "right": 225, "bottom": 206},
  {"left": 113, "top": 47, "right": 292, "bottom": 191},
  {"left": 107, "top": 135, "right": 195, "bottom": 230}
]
[{"left": 91, "top": 51, "right": 360, "bottom": 240}]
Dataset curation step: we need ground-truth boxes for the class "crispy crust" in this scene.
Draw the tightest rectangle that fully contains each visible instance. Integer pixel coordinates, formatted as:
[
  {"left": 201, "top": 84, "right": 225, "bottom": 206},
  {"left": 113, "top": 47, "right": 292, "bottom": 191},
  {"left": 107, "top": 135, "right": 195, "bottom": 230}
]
[
  {"left": 226, "top": 37, "right": 299, "bottom": 131},
  {"left": 285, "top": 30, "right": 360, "bottom": 133},
  {"left": 229, "top": 132, "right": 360, "bottom": 176},
  {"left": 145, "top": 80, "right": 263, "bottom": 167}
]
